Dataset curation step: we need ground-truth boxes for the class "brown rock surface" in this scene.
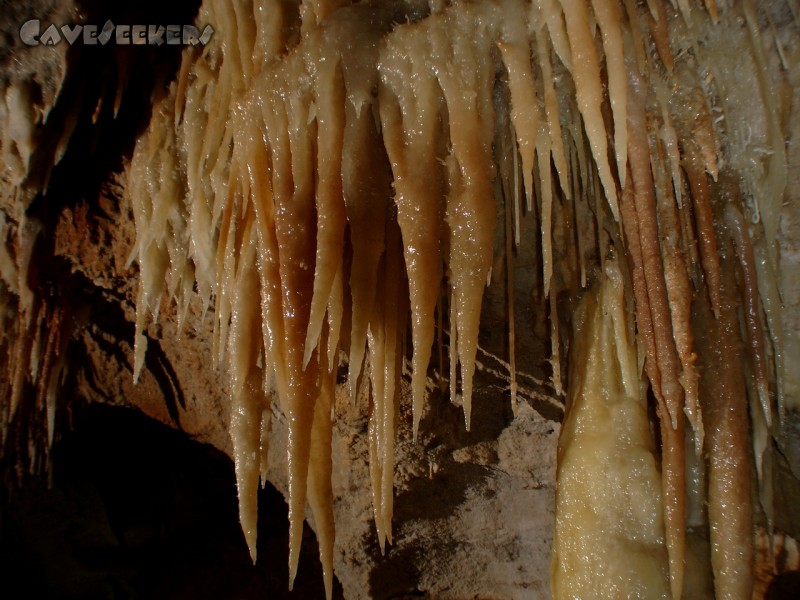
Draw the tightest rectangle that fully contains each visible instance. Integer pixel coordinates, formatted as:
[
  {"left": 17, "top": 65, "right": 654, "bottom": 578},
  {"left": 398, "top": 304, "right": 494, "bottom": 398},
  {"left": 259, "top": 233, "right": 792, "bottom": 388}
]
[{"left": 1, "top": 2, "right": 800, "bottom": 600}]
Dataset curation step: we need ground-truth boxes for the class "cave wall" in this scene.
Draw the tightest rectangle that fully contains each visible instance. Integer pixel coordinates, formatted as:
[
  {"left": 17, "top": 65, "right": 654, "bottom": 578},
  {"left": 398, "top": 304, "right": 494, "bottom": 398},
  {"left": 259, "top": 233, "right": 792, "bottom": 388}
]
[{"left": 1, "top": 1, "right": 800, "bottom": 599}]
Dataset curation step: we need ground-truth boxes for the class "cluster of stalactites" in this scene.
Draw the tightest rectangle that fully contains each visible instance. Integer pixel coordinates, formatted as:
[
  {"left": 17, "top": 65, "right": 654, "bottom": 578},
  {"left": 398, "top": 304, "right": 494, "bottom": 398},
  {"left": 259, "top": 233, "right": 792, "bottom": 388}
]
[
  {"left": 0, "top": 212, "right": 72, "bottom": 476},
  {"left": 127, "top": 0, "right": 789, "bottom": 598},
  {"left": 0, "top": 15, "right": 84, "bottom": 474}
]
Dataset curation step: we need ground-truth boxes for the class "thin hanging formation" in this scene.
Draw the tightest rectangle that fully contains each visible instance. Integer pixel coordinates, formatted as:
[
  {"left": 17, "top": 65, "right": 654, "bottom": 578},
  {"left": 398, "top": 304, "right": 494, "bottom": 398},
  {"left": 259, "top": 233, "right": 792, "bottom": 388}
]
[{"left": 126, "top": 0, "right": 792, "bottom": 599}]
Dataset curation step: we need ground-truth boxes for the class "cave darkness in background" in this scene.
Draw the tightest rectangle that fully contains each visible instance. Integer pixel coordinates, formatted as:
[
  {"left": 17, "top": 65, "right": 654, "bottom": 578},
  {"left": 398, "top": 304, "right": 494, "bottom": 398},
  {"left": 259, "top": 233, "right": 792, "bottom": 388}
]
[
  {"left": 0, "top": 0, "right": 213, "bottom": 480},
  {"left": 0, "top": 1, "right": 344, "bottom": 597},
  {"left": 2, "top": 0, "right": 800, "bottom": 598},
  {"left": 0, "top": 402, "right": 344, "bottom": 599}
]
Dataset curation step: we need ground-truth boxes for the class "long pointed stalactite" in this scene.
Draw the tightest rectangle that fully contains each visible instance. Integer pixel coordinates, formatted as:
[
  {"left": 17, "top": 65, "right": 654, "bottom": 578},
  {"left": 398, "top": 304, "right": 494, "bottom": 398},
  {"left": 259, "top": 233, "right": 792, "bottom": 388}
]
[
  {"left": 123, "top": 0, "right": 796, "bottom": 598},
  {"left": 2, "top": 0, "right": 799, "bottom": 598}
]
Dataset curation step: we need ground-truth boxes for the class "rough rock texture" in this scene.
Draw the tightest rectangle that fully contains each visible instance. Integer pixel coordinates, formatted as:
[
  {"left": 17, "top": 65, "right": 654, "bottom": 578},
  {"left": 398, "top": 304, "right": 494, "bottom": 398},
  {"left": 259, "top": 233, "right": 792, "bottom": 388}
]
[
  {"left": 778, "top": 36, "right": 800, "bottom": 483},
  {"left": 62, "top": 179, "right": 563, "bottom": 599},
  {"left": 2, "top": 1, "right": 800, "bottom": 599},
  {"left": 28, "top": 151, "right": 560, "bottom": 597}
]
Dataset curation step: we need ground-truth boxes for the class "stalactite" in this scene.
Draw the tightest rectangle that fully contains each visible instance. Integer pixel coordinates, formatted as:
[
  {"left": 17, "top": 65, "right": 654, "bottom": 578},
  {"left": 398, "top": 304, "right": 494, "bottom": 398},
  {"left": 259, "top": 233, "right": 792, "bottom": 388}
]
[
  {"left": 117, "top": 0, "right": 798, "bottom": 597},
  {"left": 557, "top": 0, "right": 620, "bottom": 222},
  {"left": 695, "top": 242, "right": 755, "bottom": 600},
  {"left": 651, "top": 138, "right": 704, "bottom": 457},
  {"left": 379, "top": 25, "right": 445, "bottom": 438}
]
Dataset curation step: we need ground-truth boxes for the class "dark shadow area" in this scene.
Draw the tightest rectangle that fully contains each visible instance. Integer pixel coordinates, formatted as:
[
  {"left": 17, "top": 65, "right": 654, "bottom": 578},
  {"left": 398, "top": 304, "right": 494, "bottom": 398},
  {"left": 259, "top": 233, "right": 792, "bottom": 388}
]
[
  {"left": 0, "top": 0, "right": 206, "bottom": 483},
  {"left": 366, "top": 541, "right": 424, "bottom": 600},
  {"left": 418, "top": 372, "right": 516, "bottom": 452},
  {"left": 0, "top": 403, "right": 344, "bottom": 599},
  {"left": 765, "top": 570, "right": 800, "bottom": 600},
  {"left": 13, "top": 0, "right": 205, "bottom": 216},
  {"left": 367, "top": 378, "right": 513, "bottom": 598}
]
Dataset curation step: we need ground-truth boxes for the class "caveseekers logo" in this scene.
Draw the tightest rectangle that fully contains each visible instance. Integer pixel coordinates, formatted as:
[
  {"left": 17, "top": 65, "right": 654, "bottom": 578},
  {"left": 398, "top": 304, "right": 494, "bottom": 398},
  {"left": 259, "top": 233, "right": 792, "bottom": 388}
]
[{"left": 19, "top": 19, "right": 214, "bottom": 47}]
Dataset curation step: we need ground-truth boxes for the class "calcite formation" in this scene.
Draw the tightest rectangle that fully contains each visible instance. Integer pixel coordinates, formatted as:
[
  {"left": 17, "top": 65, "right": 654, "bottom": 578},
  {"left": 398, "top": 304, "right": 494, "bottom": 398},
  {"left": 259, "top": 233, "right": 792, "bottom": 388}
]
[{"left": 2, "top": 0, "right": 800, "bottom": 598}]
